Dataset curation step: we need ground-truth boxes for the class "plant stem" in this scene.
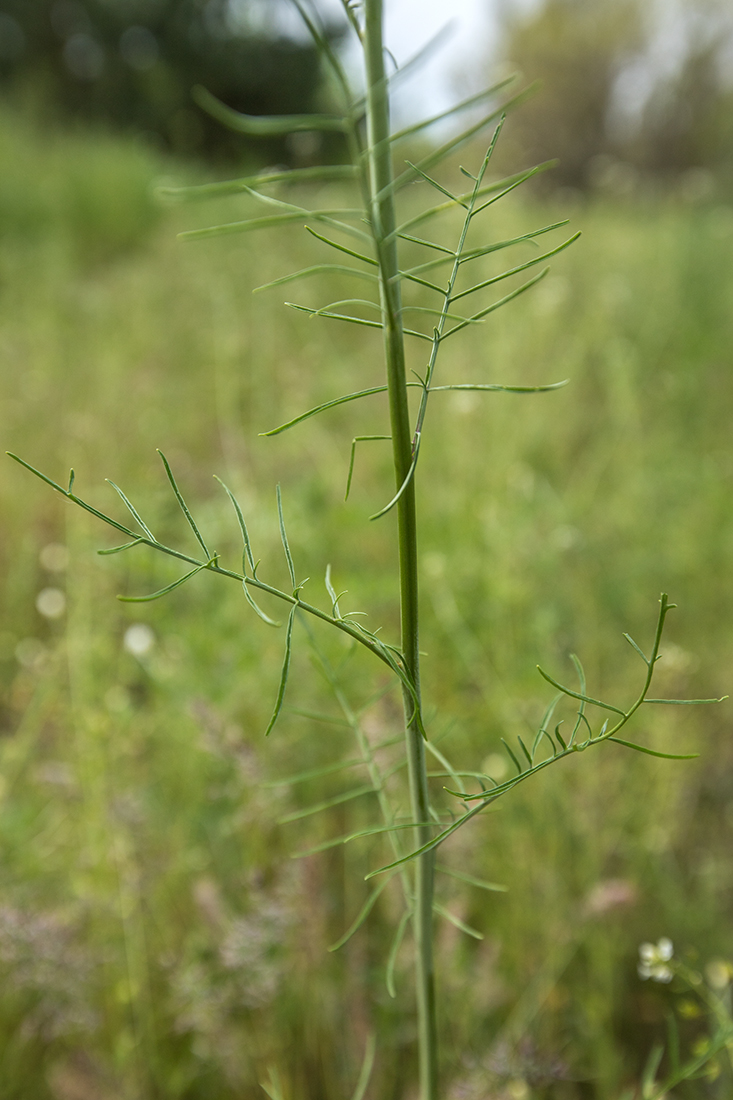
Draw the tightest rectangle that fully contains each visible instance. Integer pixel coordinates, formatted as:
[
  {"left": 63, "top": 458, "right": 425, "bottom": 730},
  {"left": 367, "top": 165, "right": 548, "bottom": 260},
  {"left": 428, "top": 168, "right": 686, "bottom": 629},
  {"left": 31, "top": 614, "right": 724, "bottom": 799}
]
[{"left": 363, "top": 4, "right": 437, "bottom": 1098}]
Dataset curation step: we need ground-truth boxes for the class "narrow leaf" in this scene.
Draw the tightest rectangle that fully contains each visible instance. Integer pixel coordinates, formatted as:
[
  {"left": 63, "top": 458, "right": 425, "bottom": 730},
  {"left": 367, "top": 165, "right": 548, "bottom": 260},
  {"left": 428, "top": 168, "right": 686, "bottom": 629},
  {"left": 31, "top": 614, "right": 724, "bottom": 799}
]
[
  {"left": 118, "top": 562, "right": 207, "bottom": 602},
  {"left": 7, "top": 453, "right": 137, "bottom": 538},
  {"left": 158, "top": 450, "right": 209, "bottom": 557},
  {"left": 292, "top": 821, "right": 435, "bottom": 859},
  {"left": 345, "top": 435, "right": 391, "bottom": 500},
  {"left": 390, "top": 77, "right": 516, "bottom": 143},
  {"left": 97, "top": 537, "right": 144, "bottom": 556},
  {"left": 641, "top": 1045, "right": 664, "bottom": 1094},
  {"left": 265, "top": 604, "right": 296, "bottom": 736},
  {"left": 365, "top": 804, "right": 487, "bottom": 879},
  {"left": 213, "top": 475, "right": 256, "bottom": 572},
  {"left": 624, "top": 632, "right": 650, "bottom": 666},
  {"left": 106, "top": 480, "right": 155, "bottom": 540},
  {"left": 386, "top": 910, "right": 411, "bottom": 998},
  {"left": 645, "top": 697, "right": 727, "bottom": 705},
  {"left": 193, "top": 85, "right": 348, "bottom": 135},
  {"left": 398, "top": 232, "right": 455, "bottom": 256},
  {"left": 395, "top": 166, "right": 558, "bottom": 242},
  {"left": 517, "top": 735, "right": 532, "bottom": 766},
  {"left": 404, "top": 160, "right": 466, "bottom": 206},
  {"left": 435, "top": 863, "right": 507, "bottom": 892},
  {"left": 278, "top": 783, "right": 376, "bottom": 823},
  {"left": 442, "top": 268, "right": 550, "bottom": 341},
  {"left": 501, "top": 738, "right": 523, "bottom": 775},
  {"left": 325, "top": 563, "right": 343, "bottom": 618},
  {"left": 537, "top": 666, "right": 627, "bottom": 716},
  {"left": 289, "top": 0, "right": 351, "bottom": 100},
  {"left": 255, "top": 264, "right": 377, "bottom": 293},
  {"left": 158, "top": 164, "right": 358, "bottom": 202},
  {"left": 262, "top": 385, "right": 388, "bottom": 437},
  {"left": 387, "top": 83, "right": 538, "bottom": 197},
  {"left": 260, "top": 1067, "right": 285, "bottom": 1100},
  {"left": 400, "top": 219, "right": 570, "bottom": 283},
  {"left": 243, "top": 579, "right": 281, "bottom": 627},
  {"left": 287, "top": 303, "right": 431, "bottom": 342},
  {"left": 532, "top": 693, "right": 562, "bottom": 757},
  {"left": 433, "top": 901, "right": 483, "bottom": 940},
  {"left": 607, "top": 737, "right": 699, "bottom": 760},
  {"left": 276, "top": 485, "right": 296, "bottom": 589},
  {"left": 459, "top": 220, "right": 571, "bottom": 265},
  {"left": 288, "top": 302, "right": 383, "bottom": 331},
  {"left": 369, "top": 441, "right": 420, "bottom": 522},
  {"left": 430, "top": 381, "right": 568, "bottom": 395},
  {"left": 328, "top": 874, "right": 395, "bottom": 952},
  {"left": 287, "top": 707, "right": 350, "bottom": 726},
  {"left": 350, "top": 1034, "right": 376, "bottom": 1100},
  {"left": 7, "top": 453, "right": 68, "bottom": 495},
  {"left": 451, "top": 233, "right": 581, "bottom": 302},
  {"left": 262, "top": 757, "right": 362, "bottom": 787},
  {"left": 426, "top": 740, "right": 466, "bottom": 796},
  {"left": 399, "top": 270, "right": 444, "bottom": 293},
  {"left": 304, "top": 226, "right": 378, "bottom": 266},
  {"left": 312, "top": 296, "right": 381, "bottom": 318},
  {"left": 180, "top": 209, "right": 368, "bottom": 242}
]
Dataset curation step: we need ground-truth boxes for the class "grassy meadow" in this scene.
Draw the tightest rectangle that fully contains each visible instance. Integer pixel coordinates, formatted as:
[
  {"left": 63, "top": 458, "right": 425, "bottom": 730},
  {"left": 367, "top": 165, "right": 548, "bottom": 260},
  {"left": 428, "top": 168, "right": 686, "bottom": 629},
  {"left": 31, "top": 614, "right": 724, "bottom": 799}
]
[{"left": 1, "top": 105, "right": 733, "bottom": 1099}]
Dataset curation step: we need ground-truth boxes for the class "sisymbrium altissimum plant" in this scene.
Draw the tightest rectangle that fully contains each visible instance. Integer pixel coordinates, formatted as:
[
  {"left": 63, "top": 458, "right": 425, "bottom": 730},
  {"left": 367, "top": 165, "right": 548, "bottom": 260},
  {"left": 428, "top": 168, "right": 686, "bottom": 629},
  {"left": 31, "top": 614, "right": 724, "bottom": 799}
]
[{"left": 8, "top": 2, "right": 723, "bottom": 1097}]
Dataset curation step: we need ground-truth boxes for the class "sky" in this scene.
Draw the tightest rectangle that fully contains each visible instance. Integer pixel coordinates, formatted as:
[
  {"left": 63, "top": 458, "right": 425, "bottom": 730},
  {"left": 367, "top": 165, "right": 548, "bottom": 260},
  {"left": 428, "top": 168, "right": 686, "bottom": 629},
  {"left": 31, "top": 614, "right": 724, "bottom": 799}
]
[
  {"left": 379, "top": 0, "right": 500, "bottom": 118},
  {"left": 340, "top": 0, "right": 514, "bottom": 123}
]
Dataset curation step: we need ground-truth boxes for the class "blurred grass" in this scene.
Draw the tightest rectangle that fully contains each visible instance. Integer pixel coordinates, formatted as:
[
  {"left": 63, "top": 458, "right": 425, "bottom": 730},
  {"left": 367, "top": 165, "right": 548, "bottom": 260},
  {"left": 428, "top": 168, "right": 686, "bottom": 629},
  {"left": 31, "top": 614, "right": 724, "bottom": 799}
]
[{"left": 1, "top": 104, "right": 733, "bottom": 1098}]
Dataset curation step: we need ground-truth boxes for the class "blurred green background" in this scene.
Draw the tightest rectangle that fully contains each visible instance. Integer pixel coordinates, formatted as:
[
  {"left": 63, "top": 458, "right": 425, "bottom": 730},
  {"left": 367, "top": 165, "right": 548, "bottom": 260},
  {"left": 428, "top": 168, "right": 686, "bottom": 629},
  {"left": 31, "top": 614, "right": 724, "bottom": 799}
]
[{"left": 1, "top": 1, "right": 733, "bottom": 1098}]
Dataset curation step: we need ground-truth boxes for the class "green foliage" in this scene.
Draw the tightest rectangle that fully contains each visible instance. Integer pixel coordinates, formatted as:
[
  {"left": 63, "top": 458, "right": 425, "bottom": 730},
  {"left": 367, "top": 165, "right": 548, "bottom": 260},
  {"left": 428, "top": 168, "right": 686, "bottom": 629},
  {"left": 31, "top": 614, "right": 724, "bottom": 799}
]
[{"left": 0, "top": 104, "right": 162, "bottom": 261}]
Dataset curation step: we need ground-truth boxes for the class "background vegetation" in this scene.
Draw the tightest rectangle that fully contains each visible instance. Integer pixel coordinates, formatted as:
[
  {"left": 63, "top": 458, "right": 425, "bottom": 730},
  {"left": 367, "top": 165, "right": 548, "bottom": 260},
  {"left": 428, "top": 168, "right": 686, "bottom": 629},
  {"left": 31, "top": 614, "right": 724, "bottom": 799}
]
[
  {"left": 496, "top": 0, "right": 733, "bottom": 193},
  {"left": 0, "top": 0, "right": 342, "bottom": 159},
  {"left": 1, "top": 1, "right": 733, "bottom": 1097}
]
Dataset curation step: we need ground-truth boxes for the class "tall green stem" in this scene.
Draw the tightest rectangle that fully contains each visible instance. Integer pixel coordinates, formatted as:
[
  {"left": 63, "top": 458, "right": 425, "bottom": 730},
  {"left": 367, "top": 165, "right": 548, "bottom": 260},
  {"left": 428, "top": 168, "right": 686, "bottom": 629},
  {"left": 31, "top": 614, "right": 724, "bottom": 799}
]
[{"left": 363, "top": 4, "right": 437, "bottom": 1098}]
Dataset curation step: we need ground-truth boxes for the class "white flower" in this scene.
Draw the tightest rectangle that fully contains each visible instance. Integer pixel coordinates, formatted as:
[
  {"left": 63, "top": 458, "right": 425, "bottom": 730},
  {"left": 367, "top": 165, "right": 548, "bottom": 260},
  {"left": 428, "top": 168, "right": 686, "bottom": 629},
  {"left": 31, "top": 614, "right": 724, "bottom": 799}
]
[{"left": 638, "top": 938, "right": 674, "bottom": 982}]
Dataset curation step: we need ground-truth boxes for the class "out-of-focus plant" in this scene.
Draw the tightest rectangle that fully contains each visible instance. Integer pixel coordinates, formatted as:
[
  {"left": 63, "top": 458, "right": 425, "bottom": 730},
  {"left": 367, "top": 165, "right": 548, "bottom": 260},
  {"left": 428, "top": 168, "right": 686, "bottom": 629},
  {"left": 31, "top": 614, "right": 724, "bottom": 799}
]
[
  {"left": 495, "top": 0, "right": 733, "bottom": 191},
  {"left": 494, "top": 0, "right": 641, "bottom": 189},
  {"left": 0, "top": 0, "right": 343, "bottom": 160}
]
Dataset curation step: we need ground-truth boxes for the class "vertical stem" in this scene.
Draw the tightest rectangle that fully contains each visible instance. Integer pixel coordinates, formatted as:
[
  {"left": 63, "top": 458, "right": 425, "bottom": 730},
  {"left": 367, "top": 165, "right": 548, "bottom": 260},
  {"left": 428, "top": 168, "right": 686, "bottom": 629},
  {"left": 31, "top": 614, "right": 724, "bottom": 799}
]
[{"left": 363, "top": 4, "right": 438, "bottom": 1099}]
